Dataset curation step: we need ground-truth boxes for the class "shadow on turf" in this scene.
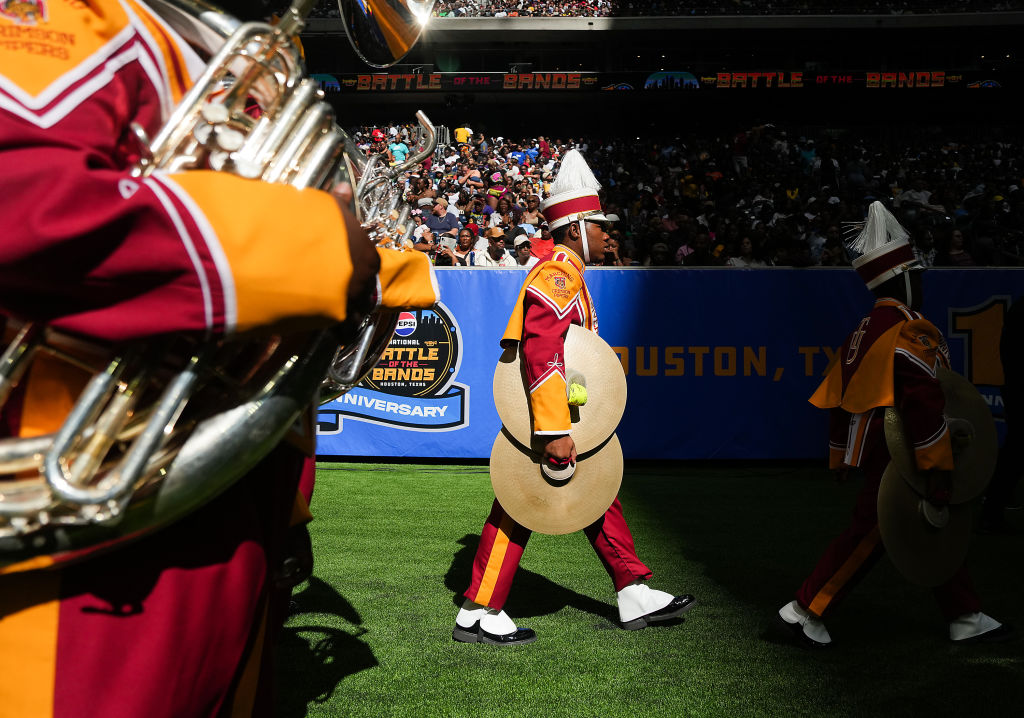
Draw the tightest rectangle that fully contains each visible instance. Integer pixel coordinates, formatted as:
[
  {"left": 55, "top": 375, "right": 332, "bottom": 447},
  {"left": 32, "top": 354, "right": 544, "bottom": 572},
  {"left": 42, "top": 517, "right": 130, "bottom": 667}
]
[
  {"left": 275, "top": 577, "right": 378, "bottom": 717},
  {"left": 444, "top": 533, "right": 656, "bottom": 628}
]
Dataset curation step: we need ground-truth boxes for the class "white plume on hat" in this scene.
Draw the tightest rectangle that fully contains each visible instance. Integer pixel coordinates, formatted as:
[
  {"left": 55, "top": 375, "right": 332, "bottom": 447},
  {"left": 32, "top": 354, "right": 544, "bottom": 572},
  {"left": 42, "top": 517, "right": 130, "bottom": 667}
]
[
  {"left": 847, "top": 201, "right": 909, "bottom": 256},
  {"left": 847, "top": 200, "right": 920, "bottom": 290},
  {"left": 549, "top": 149, "right": 601, "bottom": 196}
]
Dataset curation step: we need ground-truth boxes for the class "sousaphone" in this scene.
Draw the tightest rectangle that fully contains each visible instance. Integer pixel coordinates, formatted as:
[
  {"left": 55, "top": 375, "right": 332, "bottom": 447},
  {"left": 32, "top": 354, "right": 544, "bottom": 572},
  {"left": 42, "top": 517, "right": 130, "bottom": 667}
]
[{"left": 0, "top": 0, "right": 436, "bottom": 573}]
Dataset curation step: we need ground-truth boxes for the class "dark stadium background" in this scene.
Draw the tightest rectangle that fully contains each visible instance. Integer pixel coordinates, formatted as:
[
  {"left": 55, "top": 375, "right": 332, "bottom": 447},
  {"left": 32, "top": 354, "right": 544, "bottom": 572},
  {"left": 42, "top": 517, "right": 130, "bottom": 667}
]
[{"left": 299, "top": 12, "right": 1022, "bottom": 135}]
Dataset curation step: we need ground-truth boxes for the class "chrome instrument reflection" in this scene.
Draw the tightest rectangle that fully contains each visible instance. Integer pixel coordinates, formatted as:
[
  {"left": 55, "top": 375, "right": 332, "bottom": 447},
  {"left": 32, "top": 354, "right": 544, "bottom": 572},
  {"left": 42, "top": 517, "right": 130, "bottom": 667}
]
[{"left": 337, "top": 0, "right": 435, "bottom": 68}]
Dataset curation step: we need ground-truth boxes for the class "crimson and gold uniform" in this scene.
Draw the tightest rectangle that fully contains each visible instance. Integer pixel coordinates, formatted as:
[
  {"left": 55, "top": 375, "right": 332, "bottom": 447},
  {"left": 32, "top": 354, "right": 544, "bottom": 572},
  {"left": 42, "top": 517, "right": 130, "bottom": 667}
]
[
  {"left": 794, "top": 298, "right": 980, "bottom": 620},
  {"left": 0, "top": 2, "right": 436, "bottom": 716},
  {"left": 463, "top": 246, "right": 652, "bottom": 610}
]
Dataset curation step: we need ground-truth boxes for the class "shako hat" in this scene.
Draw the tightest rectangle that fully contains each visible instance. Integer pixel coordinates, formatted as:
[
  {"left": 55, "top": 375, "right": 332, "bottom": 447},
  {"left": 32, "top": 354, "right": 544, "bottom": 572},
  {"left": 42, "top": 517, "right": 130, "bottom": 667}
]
[
  {"left": 848, "top": 201, "right": 921, "bottom": 289},
  {"left": 540, "top": 150, "right": 608, "bottom": 231}
]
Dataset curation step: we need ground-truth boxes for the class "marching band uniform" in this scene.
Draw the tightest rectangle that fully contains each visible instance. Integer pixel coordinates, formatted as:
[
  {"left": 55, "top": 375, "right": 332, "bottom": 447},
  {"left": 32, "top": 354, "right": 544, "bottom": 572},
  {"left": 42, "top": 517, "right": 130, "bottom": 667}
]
[
  {"left": 0, "top": 2, "right": 437, "bottom": 716},
  {"left": 778, "top": 202, "right": 1009, "bottom": 648},
  {"left": 455, "top": 151, "right": 694, "bottom": 645}
]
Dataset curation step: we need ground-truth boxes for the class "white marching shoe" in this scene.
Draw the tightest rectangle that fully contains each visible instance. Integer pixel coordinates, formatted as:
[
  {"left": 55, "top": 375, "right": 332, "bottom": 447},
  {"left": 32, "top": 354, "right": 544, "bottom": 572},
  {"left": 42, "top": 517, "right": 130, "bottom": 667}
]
[
  {"left": 949, "top": 612, "right": 1014, "bottom": 643},
  {"left": 452, "top": 599, "right": 537, "bottom": 645},
  {"left": 616, "top": 580, "right": 696, "bottom": 630},
  {"left": 777, "top": 600, "right": 832, "bottom": 648}
]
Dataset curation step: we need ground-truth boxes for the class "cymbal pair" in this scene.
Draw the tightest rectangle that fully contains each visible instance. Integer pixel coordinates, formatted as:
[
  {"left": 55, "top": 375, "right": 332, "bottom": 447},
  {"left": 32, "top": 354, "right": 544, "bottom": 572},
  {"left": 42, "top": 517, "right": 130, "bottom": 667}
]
[
  {"left": 879, "top": 369, "right": 998, "bottom": 586},
  {"left": 490, "top": 326, "right": 627, "bottom": 535}
]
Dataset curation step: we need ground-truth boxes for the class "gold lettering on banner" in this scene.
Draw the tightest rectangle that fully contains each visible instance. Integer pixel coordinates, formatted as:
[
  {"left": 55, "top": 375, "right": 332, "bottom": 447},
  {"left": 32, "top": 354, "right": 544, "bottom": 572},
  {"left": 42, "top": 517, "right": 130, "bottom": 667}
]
[
  {"left": 799, "top": 346, "right": 843, "bottom": 376},
  {"left": 950, "top": 297, "right": 1010, "bottom": 385},
  {"left": 613, "top": 346, "right": 769, "bottom": 377},
  {"left": 716, "top": 72, "right": 803, "bottom": 88},
  {"left": 866, "top": 71, "right": 945, "bottom": 88},
  {"left": 356, "top": 73, "right": 441, "bottom": 91},
  {"left": 503, "top": 73, "right": 584, "bottom": 90}
]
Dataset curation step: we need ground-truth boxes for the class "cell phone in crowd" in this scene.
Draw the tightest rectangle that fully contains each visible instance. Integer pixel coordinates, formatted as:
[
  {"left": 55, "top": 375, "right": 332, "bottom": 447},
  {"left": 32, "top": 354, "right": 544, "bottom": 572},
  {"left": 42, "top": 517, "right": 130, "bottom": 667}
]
[{"left": 439, "top": 235, "right": 457, "bottom": 252}]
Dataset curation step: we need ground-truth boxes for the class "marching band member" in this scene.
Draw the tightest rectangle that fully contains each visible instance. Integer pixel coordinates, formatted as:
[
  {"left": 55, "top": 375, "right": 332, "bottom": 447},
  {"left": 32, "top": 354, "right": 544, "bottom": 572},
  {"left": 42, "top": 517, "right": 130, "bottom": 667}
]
[
  {"left": 0, "top": 1, "right": 437, "bottom": 716},
  {"left": 453, "top": 150, "right": 695, "bottom": 645},
  {"left": 777, "top": 202, "right": 1011, "bottom": 649}
]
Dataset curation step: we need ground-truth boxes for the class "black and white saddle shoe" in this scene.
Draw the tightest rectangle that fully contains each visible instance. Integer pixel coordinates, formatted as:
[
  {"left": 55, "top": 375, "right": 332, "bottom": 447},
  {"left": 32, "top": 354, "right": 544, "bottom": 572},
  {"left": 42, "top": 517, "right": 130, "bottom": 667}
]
[
  {"left": 776, "top": 600, "right": 832, "bottom": 649},
  {"left": 621, "top": 594, "right": 696, "bottom": 630},
  {"left": 617, "top": 580, "right": 697, "bottom": 631},
  {"left": 950, "top": 612, "right": 1015, "bottom": 644},
  {"left": 452, "top": 621, "right": 537, "bottom": 645}
]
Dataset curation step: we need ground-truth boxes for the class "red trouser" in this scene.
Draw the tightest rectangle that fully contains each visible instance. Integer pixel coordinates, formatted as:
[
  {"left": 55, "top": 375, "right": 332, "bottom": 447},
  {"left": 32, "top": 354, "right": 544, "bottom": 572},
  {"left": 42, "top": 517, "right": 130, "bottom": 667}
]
[
  {"left": 795, "top": 433, "right": 981, "bottom": 621},
  {"left": 464, "top": 496, "right": 652, "bottom": 610},
  {"left": 0, "top": 444, "right": 305, "bottom": 718}
]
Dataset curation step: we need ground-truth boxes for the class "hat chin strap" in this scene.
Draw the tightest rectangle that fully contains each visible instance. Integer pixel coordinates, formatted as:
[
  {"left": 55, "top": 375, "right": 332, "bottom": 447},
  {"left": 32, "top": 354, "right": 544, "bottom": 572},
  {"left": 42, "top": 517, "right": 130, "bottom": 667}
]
[{"left": 578, "top": 219, "right": 591, "bottom": 263}]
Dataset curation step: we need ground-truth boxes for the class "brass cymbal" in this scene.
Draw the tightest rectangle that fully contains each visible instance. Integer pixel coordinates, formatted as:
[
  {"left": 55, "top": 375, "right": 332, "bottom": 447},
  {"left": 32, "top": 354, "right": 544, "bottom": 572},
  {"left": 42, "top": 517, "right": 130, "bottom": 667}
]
[
  {"left": 877, "top": 462, "right": 972, "bottom": 587},
  {"left": 493, "top": 325, "right": 626, "bottom": 454},
  {"left": 489, "top": 429, "right": 623, "bottom": 536},
  {"left": 884, "top": 367, "right": 998, "bottom": 504}
]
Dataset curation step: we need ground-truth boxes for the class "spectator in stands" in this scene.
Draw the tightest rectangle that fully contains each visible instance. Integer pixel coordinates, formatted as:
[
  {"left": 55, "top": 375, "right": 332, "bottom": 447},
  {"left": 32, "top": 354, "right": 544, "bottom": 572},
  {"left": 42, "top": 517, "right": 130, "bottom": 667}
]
[
  {"left": 350, "top": 119, "right": 1024, "bottom": 268},
  {"left": 603, "top": 232, "right": 626, "bottom": 266},
  {"left": 912, "top": 228, "right": 938, "bottom": 267},
  {"left": 471, "top": 228, "right": 517, "bottom": 267},
  {"left": 485, "top": 170, "right": 509, "bottom": 209},
  {"left": 819, "top": 236, "right": 852, "bottom": 266},
  {"left": 726, "top": 236, "right": 767, "bottom": 268},
  {"left": 538, "top": 135, "right": 552, "bottom": 161},
  {"left": 425, "top": 197, "right": 462, "bottom": 237},
  {"left": 520, "top": 194, "right": 545, "bottom": 228},
  {"left": 488, "top": 196, "right": 519, "bottom": 230},
  {"left": 370, "top": 128, "right": 391, "bottom": 162},
  {"left": 646, "top": 242, "right": 674, "bottom": 266},
  {"left": 389, "top": 137, "right": 410, "bottom": 165},
  {"left": 414, "top": 227, "right": 438, "bottom": 259},
  {"left": 682, "top": 230, "right": 723, "bottom": 267},
  {"left": 452, "top": 228, "right": 478, "bottom": 266},
  {"left": 936, "top": 227, "right": 977, "bottom": 266},
  {"left": 531, "top": 225, "right": 555, "bottom": 257},
  {"left": 457, "top": 162, "right": 484, "bottom": 192},
  {"left": 407, "top": 175, "right": 436, "bottom": 206},
  {"left": 513, "top": 236, "right": 539, "bottom": 269}
]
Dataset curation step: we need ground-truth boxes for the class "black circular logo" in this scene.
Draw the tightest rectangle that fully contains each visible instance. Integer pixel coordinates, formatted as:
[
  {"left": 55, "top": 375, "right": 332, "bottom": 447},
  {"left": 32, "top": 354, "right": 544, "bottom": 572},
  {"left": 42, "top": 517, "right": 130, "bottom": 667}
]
[{"left": 360, "top": 303, "right": 462, "bottom": 398}]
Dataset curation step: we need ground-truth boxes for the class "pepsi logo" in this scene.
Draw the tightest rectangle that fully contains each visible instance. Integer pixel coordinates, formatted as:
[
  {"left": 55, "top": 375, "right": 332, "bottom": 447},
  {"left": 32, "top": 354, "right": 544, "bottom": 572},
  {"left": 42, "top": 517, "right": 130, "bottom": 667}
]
[{"left": 394, "top": 312, "right": 418, "bottom": 337}]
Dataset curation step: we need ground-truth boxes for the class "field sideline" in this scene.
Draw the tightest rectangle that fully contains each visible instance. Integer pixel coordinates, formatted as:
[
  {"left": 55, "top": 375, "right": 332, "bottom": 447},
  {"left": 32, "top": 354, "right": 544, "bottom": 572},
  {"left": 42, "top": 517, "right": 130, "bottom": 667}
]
[{"left": 275, "top": 462, "right": 1024, "bottom": 718}]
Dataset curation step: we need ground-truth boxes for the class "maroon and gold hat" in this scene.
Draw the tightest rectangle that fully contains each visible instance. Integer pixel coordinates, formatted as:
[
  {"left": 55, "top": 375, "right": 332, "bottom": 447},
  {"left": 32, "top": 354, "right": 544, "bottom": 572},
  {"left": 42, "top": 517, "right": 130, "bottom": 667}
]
[
  {"left": 849, "top": 201, "right": 921, "bottom": 289},
  {"left": 540, "top": 150, "right": 608, "bottom": 231}
]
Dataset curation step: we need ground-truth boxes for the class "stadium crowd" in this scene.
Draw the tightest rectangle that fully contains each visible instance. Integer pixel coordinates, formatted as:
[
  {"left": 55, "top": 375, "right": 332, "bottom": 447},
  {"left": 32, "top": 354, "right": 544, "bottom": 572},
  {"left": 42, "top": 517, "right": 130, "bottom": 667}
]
[
  {"left": 307, "top": 1, "right": 1024, "bottom": 19},
  {"left": 351, "top": 122, "right": 1024, "bottom": 269}
]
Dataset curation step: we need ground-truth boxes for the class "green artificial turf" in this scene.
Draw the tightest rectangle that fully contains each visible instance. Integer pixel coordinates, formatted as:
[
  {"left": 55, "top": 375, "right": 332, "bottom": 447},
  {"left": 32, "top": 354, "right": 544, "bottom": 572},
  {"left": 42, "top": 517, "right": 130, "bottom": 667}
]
[{"left": 276, "top": 462, "right": 1024, "bottom": 718}]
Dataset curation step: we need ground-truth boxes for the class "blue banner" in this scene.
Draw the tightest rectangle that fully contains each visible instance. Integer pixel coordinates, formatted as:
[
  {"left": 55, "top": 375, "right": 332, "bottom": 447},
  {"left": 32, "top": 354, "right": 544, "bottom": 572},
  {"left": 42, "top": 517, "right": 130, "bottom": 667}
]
[{"left": 316, "top": 268, "right": 1023, "bottom": 460}]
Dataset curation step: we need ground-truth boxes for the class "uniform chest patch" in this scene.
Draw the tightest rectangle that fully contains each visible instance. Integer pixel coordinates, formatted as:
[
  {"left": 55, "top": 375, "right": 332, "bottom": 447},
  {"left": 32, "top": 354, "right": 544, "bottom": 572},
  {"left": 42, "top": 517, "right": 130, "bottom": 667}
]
[{"left": 1, "top": 0, "right": 47, "bottom": 26}]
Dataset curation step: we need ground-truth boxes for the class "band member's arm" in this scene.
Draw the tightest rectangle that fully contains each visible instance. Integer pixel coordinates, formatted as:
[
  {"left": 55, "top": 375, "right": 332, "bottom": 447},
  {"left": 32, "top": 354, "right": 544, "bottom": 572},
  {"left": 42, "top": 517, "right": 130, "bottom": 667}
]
[
  {"left": 894, "top": 321, "right": 954, "bottom": 471},
  {"left": 826, "top": 408, "right": 851, "bottom": 470},
  {"left": 520, "top": 271, "right": 578, "bottom": 437},
  {"left": 0, "top": 5, "right": 380, "bottom": 343},
  {"left": 0, "top": 155, "right": 378, "bottom": 341},
  {"left": 375, "top": 250, "right": 440, "bottom": 310}
]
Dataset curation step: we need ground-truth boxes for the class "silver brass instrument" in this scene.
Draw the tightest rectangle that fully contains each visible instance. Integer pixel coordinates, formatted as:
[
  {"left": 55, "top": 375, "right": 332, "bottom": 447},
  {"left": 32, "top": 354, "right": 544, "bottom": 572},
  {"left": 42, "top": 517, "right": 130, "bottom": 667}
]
[{"left": 0, "top": 0, "right": 436, "bottom": 572}]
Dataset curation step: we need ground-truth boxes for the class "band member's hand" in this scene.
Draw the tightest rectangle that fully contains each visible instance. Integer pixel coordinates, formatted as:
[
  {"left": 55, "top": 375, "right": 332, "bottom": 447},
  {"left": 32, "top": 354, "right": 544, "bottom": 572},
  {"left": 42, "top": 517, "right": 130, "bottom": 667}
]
[
  {"left": 332, "top": 181, "right": 355, "bottom": 207},
  {"left": 331, "top": 183, "right": 379, "bottom": 322},
  {"left": 924, "top": 469, "right": 953, "bottom": 506},
  {"left": 543, "top": 435, "right": 576, "bottom": 466},
  {"left": 834, "top": 463, "right": 852, "bottom": 483}
]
